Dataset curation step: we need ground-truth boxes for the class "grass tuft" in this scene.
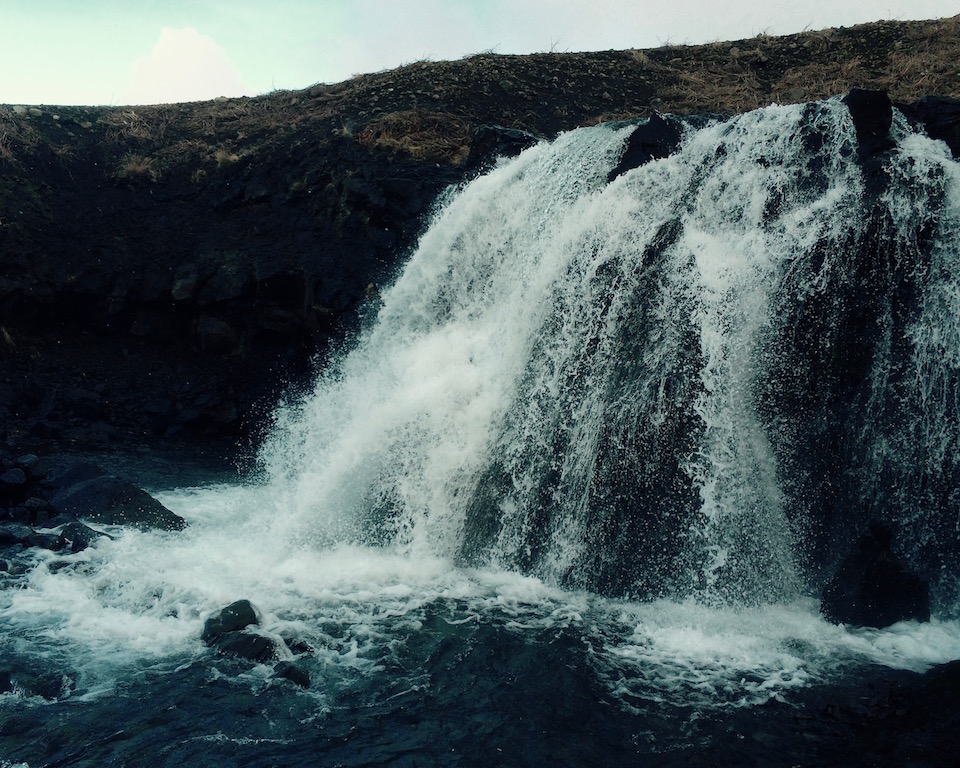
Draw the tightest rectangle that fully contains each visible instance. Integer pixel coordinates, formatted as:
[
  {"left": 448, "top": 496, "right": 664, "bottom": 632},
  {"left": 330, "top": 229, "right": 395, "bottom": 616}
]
[{"left": 357, "top": 110, "right": 471, "bottom": 164}]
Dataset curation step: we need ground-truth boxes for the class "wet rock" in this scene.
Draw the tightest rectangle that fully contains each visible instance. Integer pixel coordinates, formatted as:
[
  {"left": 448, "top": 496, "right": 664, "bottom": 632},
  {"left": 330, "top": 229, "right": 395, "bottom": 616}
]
[
  {"left": 58, "top": 521, "right": 108, "bottom": 553},
  {"left": 467, "top": 124, "right": 541, "bottom": 172},
  {"left": 820, "top": 522, "right": 930, "bottom": 628},
  {"left": 202, "top": 599, "right": 259, "bottom": 642},
  {"left": 843, "top": 88, "right": 895, "bottom": 159},
  {"left": 0, "top": 523, "right": 34, "bottom": 547},
  {"left": 171, "top": 269, "right": 199, "bottom": 301},
  {"left": 49, "top": 461, "right": 106, "bottom": 488},
  {"left": 4, "top": 506, "right": 30, "bottom": 524},
  {"left": 607, "top": 113, "right": 683, "bottom": 182},
  {"left": 212, "top": 631, "right": 278, "bottom": 662},
  {"left": 23, "top": 497, "right": 55, "bottom": 526},
  {"left": 50, "top": 462, "right": 186, "bottom": 531},
  {"left": 274, "top": 659, "right": 311, "bottom": 688},
  {"left": 901, "top": 95, "right": 960, "bottom": 159},
  {"left": 0, "top": 467, "right": 28, "bottom": 504},
  {"left": 25, "top": 530, "right": 65, "bottom": 551},
  {"left": 0, "top": 522, "right": 65, "bottom": 552},
  {"left": 202, "top": 600, "right": 283, "bottom": 662},
  {"left": 16, "top": 454, "right": 47, "bottom": 481},
  {"left": 197, "top": 262, "right": 254, "bottom": 305}
]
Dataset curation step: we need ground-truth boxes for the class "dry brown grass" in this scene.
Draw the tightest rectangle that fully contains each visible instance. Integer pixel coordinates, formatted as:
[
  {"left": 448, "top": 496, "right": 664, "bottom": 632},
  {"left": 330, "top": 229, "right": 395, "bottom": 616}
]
[
  {"left": 667, "top": 61, "right": 765, "bottom": 113},
  {"left": 2, "top": 16, "right": 959, "bottom": 187},
  {"left": 882, "top": 16, "right": 960, "bottom": 100},
  {"left": 0, "top": 107, "right": 40, "bottom": 164},
  {"left": 113, "top": 153, "right": 158, "bottom": 182},
  {"left": 771, "top": 57, "right": 871, "bottom": 104},
  {"left": 357, "top": 110, "right": 471, "bottom": 164},
  {"left": 214, "top": 147, "right": 240, "bottom": 166},
  {"left": 99, "top": 109, "right": 167, "bottom": 143}
]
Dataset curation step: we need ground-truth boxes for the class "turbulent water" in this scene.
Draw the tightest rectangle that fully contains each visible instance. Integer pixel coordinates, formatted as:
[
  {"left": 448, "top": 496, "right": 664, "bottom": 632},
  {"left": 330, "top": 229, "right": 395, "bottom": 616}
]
[{"left": 3, "top": 97, "right": 960, "bottom": 765}]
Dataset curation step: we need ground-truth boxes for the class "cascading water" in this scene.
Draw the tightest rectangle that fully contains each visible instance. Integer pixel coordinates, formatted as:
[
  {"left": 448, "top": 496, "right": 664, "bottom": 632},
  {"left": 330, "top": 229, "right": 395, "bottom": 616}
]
[
  {"left": 3, "top": 96, "right": 960, "bottom": 765},
  {"left": 261, "top": 97, "right": 959, "bottom": 608}
]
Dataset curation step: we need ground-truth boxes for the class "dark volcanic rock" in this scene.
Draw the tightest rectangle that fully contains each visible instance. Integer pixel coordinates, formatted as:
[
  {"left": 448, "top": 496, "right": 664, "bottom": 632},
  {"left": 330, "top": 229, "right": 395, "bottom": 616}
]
[
  {"left": 607, "top": 113, "right": 683, "bottom": 182},
  {"left": 195, "top": 315, "right": 240, "bottom": 354},
  {"left": 202, "top": 599, "right": 284, "bottom": 663},
  {"left": 466, "top": 124, "right": 541, "bottom": 173},
  {"left": 902, "top": 95, "right": 960, "bottom": 158},
  {"left": 49, "top": 461, "right": 186, "bottom": 531},
  {"left": 16, "top": 454, "right": 47, "bottom": 481},
  {"left": 821, "top": 522, "right": 930, "bottom": 628},
  {"left": 59, "top": 521, "right": 109, "bottom": 553},
  {"left": 274, "top": 659, "right": 311, "bottom": 688},
  {"left": 202, "top": 599, "right": 260, "bottom": 643},
  {"left": 212, "top": 631, "right": 278, "bottom": 663},
  {"left": 0, "top": 523, "right": 35, "bottom": 548},
  {"left": 843, "top": 88, "right": 896, "bottom": 158}
]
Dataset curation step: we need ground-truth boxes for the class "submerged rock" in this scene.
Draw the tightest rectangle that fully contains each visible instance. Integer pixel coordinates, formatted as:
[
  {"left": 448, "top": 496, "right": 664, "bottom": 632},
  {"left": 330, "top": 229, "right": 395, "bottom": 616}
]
[
  {"left": 274, "top": 659, "right": 311, "bottom": 689},
  {"left": 820, "top": 523, "right": 930, "bottom": 628}
]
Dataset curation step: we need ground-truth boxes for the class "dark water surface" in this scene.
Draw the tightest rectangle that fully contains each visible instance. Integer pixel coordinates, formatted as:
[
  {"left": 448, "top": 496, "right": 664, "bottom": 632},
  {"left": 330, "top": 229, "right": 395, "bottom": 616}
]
[{"left": 3, "top": 603, "right": 955, "bottom": 768}]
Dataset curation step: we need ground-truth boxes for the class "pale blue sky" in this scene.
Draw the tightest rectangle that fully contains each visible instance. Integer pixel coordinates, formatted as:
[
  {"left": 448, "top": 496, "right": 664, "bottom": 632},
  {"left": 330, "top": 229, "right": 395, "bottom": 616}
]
[{"left": 1, "top": 0, "right": 957, "bottom": 106}]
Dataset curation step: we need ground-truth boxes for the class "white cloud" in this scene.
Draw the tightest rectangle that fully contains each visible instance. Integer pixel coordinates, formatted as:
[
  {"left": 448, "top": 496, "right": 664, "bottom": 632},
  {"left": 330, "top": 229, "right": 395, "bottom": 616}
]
[{"left": 121, "top": 27, "right": 250, "bottom": 105}]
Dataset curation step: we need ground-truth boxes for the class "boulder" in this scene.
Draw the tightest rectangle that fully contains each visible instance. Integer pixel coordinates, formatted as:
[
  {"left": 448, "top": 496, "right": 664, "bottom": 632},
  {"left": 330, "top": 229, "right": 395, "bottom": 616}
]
[
  {"left": 0, "top": 523, "right": 65, "bottom": 552},
  {"left": 821, "top": 522, "right": 930, "bottom": 628},
  {"left": 202, "top": 599, "right": 284, "bottom": 663},
  {"left": 202, "top": 599, "right": 260, "bottom": 643},
  {"left": 607, "top": 113, "right": 683, "bottom": 182},
  {"left": 843, "top": 89, "right": 895, "bottom": 159},
  {"left": 50, "top": 462, "right": 186, "bottom": 531},
  {"left": 212, "top": 631, "right": 279, "bottom": 663},
  {"left": 16, "top": 454, "right": 48, "bottom": 481},
  {"left": 467, "top": 124, "right": 541, "bottom": 173},
  {"left": 59, "top": 521, "right": 109, "bottom": 553},
  {"left": 0, "top": 523, "right": 34, "bottom": 547},
  {"left": 901, "top": 96, "right": 960, "bottom": 159}
]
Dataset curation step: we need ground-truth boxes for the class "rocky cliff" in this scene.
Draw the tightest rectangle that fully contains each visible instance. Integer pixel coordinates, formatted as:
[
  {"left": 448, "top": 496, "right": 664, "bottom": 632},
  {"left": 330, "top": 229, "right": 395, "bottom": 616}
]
[{"left": 2, "top": 15, "right": 959, "bottom": 452}]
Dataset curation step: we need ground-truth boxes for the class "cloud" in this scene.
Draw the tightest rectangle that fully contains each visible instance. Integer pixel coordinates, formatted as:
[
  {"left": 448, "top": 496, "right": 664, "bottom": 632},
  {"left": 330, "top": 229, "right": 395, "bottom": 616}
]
[{"left": 121, "top": 27, "right": 249, "bottom": 105}]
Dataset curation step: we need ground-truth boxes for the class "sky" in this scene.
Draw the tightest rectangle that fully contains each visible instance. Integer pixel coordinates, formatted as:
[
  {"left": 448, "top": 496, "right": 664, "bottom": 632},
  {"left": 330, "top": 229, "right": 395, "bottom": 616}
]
[{"left": 1, "top": 1, "right": 957, "bottom": 107}]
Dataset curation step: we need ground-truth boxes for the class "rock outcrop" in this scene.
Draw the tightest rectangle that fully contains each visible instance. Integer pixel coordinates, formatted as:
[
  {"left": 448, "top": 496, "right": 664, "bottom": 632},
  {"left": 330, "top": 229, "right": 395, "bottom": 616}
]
[
  {"left": 820, "top": 523, "right": 930, "bottom": 628},
  {"left": 0, "top": 447, "right": 181, "bottom": 576}
]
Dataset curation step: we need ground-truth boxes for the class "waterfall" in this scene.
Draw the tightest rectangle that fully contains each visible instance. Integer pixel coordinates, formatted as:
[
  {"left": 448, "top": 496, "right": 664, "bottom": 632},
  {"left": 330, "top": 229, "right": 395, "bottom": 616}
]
[
  {"left": 5, "top": 98, "right": 960, "bottom": 764},
  {"left": 259, "top": 97, "right": 960, "bottom": 609}
]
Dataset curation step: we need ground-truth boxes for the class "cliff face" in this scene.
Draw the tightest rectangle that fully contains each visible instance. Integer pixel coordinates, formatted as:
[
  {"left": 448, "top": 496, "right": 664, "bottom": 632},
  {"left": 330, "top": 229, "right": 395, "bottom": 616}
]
[{"left": 1, "top": 16, "right": 959, "bottom": 452}]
